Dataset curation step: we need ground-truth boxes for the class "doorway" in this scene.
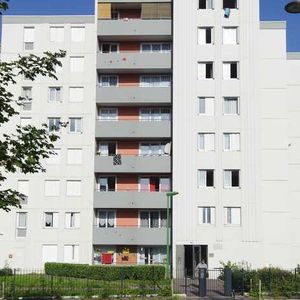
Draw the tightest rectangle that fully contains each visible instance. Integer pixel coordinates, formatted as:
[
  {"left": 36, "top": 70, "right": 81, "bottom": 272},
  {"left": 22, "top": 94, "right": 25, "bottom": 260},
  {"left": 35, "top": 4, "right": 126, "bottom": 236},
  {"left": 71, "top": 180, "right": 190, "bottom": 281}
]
[{"left": 184, "top": 245, "right": 208, "bottom": 277}]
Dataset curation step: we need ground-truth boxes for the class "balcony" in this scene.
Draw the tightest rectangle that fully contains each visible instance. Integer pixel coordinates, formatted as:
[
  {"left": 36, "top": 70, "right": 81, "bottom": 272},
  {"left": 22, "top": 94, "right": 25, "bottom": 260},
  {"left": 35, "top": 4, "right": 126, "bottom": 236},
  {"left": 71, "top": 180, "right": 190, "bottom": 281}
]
[
  {"left": 94, "top": 190, "right": 167, "bottom": 209},
  {"left": 96, "top": 86, "right": 171, "bottom": 105},
  {"left": 93, "top": 226, "right": 166, "bottom": 245},
  {"left": 97, "top": 19, "right": 171, "bottom": 40},
  {"left": 95, "top": 155, "right": 171, "bottom": 173},
  {"left": 95, "top": 120, "right": 171, "bottom": 138},
  {"left": 97, "top": 52, "right": 171, "bottom": 72}
]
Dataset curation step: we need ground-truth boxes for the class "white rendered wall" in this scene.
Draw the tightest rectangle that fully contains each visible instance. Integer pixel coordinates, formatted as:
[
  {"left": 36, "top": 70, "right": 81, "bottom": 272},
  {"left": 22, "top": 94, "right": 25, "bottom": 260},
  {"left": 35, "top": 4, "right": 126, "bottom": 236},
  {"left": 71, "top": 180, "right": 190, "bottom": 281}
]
[{"left": 0, "top": 16, "right": 97, "bottom": 268}]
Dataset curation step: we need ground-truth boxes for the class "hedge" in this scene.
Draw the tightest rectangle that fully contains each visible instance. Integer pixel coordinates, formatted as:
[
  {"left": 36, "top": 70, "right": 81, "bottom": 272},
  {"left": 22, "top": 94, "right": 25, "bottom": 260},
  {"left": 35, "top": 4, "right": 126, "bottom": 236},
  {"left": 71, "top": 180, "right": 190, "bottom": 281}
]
[
  {"left": 0, "top": 268, "right": 13, "bottom": 276},
  {"left": 45, "top": 263, "right": 166, "bottom": 281}
]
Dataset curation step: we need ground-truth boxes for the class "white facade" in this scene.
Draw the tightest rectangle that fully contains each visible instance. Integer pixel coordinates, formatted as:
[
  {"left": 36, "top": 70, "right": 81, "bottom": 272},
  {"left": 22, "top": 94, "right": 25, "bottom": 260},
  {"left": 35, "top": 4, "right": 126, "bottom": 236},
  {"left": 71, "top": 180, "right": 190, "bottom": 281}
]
[
  {"left": 173, "top": 0, "right": 300, "bottom": 272},
  {"left": 0, "top": 16, "right": 97, "bottom": 268}
]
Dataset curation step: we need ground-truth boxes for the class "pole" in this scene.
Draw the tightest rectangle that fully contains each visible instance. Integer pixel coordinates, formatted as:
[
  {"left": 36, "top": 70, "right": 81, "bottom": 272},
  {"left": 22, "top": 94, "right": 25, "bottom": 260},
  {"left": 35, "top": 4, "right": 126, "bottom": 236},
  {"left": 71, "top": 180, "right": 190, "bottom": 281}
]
[{"left": 166, "top": 194, "right": 170, "bottom": 278}]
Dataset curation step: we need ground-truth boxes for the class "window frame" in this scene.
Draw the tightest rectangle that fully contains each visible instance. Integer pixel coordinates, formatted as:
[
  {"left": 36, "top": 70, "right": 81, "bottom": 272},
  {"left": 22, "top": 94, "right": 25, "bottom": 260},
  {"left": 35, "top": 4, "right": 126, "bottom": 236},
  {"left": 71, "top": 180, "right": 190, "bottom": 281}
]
[{"left": 223, "top": 97, "right": 240, "bottom": 115}]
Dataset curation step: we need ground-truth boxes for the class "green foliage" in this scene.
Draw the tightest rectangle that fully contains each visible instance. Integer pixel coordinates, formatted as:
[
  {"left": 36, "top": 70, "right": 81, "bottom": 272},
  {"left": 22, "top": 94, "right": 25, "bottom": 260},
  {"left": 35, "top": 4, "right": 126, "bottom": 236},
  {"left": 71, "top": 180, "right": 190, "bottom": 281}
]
[
  {"left": 0, "top": 268, "right": 12, "bottom": 276},
  {"left": 45, "top": 263, "right": 166, "bottom": 281},
  {"left": 0, "top": 1, "right": 66, "bottom": 212}
]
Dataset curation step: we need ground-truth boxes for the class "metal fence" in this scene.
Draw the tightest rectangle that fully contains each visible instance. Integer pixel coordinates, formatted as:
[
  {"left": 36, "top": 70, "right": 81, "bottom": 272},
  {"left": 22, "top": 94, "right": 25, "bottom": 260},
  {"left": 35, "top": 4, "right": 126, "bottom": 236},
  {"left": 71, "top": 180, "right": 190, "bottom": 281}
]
[{"left": 0, "top": 268, "right": 171, "bottom": 299}]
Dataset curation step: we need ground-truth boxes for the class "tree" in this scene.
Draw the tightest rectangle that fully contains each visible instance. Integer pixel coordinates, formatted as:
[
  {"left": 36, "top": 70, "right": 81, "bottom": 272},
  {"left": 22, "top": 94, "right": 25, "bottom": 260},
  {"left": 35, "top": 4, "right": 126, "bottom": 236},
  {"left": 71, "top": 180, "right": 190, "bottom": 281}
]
[{"left": 0, "top": 1, "right": 66, "bottom": 211}]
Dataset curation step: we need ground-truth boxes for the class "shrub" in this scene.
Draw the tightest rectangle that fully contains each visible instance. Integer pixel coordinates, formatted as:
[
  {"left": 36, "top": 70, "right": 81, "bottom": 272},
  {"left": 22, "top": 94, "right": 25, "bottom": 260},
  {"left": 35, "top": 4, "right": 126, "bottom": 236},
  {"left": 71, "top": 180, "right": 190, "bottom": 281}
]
[
  {"left": 45, "top": 263, "right": 166, "bottom": 281},
  {"left": 0, "top": 268, "right": 13, "bottom": 276}
]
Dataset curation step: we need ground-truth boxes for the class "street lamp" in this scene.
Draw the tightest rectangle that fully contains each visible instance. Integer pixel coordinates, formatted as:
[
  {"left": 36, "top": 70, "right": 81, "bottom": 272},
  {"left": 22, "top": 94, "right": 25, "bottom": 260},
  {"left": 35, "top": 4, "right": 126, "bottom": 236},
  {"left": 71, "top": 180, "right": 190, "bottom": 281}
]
[
  {"left": 285, "top": 0, "right": 300, "bottom": 13},
  {"left": 166, "top": 191, "right": 179, "bottom": 278}
]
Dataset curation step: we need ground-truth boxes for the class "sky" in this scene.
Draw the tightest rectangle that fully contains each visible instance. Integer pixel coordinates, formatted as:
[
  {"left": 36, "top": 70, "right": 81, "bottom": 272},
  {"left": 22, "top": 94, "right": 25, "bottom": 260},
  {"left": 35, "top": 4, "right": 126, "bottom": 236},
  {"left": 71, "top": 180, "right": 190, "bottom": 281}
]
[{"left": 0, "top": 0, "right": 300, "bottom": 51}]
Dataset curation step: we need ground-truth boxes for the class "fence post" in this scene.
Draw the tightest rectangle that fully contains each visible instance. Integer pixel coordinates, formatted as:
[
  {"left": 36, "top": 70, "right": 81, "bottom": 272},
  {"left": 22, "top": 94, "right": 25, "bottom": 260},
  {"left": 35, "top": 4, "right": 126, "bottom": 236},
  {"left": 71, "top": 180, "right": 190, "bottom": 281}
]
[
  {"left": 224, "top": 267, "right": 232, "bottom": 297},
  {"left": 12, "top": 269, "right": 16, "bottom": 300},
  {"left": 198, "top": 268, "right": 207, "bottom": 297},
  {"left": 184, "top": 269, "right": 187, "bottom": 296},
  {"left": 241, "top": 268, "right": 245, "bottom": 296}
]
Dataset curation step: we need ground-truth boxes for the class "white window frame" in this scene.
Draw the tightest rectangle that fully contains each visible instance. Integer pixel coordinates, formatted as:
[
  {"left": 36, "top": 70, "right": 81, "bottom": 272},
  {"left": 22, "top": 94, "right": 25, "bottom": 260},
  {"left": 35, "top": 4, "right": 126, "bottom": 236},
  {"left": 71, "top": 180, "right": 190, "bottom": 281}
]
[
  {"left": 100, "top": 43, "right": 119, "bottom": 53},
  {"left": 139, "top": 108, "right": 171, "bottom": 121},
  {"left": 198, "top": 62, "right": 214, "bottom": 80},
  {"left": 44, "top": 180, "right": 60, "bottom": 197},
  {"left": 223, "top": 133, "right": 240, "bottom": 151},
  {"left": 71, "top": 26, "right": 85, "bottom": 42},
  {"left": 65, "top": 212, "right": 80, "bottom": 229},
  {"left": 223, "top": 170, "right": 240, "bottom": 188},
  {"left": 198, "top": 169, "right": 214, "bottom": 188},
  {"left": 48, "top": 87, "right": 62, "bottom": 102},
  {"left": 138, "top": 210, "right": 166, "bottom": 229},
  {"left": 198, "top": 207, "right": 215, "bottom": 225},
  {"left": 48, "top": 117, "right": 61, "bottom": 133},
  {"left": 67, "top": 148, "right": 83, "bottom": 165},
  {"left": 99, "top": 75, "right": 119, "bottom": 87},
  {"left": 198, "top": 97, "right": 214, "bottom": 116},
  {"left": 98, "top": 108, "right": 118, "bottom": 121},
  {"left": 198, "top": 0, "right": 214, "bottom": 9},
  {"left": 16, "top": 212, "right": 27, "bottom": 229},
  {"left": 64, "top": 244, "right": 79, "bottom": 263},
  {"left": 197, "top": 27, "right": 214, "bottom": 45},
  {"left": 223, "top": 27, "right": 238, "bottom": 45},
  {"left": 198, "top": 133, "right": 215, "bottom": 151},
  {"left": 44, "top": 212, "right": 58, "bottom": 229},
  {"left": 224, "top": 207, "right": 241, "bottom": 226},
  {"left": 49, "top": 26, "right": 64, "bottom": 43},
  {"left": 69, "top": 117, "right": 83, "bottom": 134},
  {"left": 223, "top": 62, "right": 239, "bottom": 80},
  {"left": 139, "top": 75, "right": 171, "bottom": 87},
  {"left": 223, "top": 97, "right": 240, "bottom": 115},
  {"left": 96, "top": 210, "right": 116, "bottom": 228},
  {"left": 140, "top": 43, "right": 171, "bottom": 53},
  {"left": 70, "top": 56, "right": 85, "bottom": 73},
  {"left": 66, "top": 180, "right": 82, "bottom": 197},
  {"left": 24, "top": 26, "right": 35, "bottom": 50}
]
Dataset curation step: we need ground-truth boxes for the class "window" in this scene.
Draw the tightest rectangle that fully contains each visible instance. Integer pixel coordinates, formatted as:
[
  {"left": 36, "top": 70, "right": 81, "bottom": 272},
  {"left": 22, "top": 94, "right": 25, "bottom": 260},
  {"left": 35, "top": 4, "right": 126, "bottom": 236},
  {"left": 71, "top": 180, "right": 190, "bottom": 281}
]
[
  {"left": 223, "top": 133, "right": 240, "bottom": 151},
  {"left": 50, "top": 26, "right": 64, "bottom": 42},
  {"left": 69, "top": 118, "right": 82, "bottom": 133},
  {"left": 96, "top": 210, "right": 116, "bottom": 228},
  {"left": 199, "top": 0, "right": 214, "bottom": 9},
  {"left": 20, "top": 117, "right": 32, "bottom": 127},
  {"left": 70, "top": 56, "right": 84, "bottom": 72},
  {"left": 100, "top": 43, "right": 118, "bottom": 53},
  {"left": 198, "top": 97, "right": 214, "bottom": 116},
  {"left": 44, "top": 180, "right": 60, "bottom": 197},
  {"left": 223, "top": 62, "right": 239, "bottom": 79},
  {"left": 139, "top": 177, "right": 170, "bottom": 192},
  {"left": 65, "top": 212, "right": 80, "bottom": 228},
  {"left": 42, "top": 245, "right": 58, "bottom": 263},
  {"left": 16, "top": 212, "right": 27, "bottom": 237},
  {"left": 223, "top": 97, "right": 239, "bottom": 115},
  {"left": 98, "top": 177, "right": 116, "bottom": 191},
  {"left": 71, "top": 26, "right": 85, "bottom": 42},
  {"left": 24, "top": 27, "right": 34, "bottom": 50},
  {"left": 139, "top": 211, "right": 167, "bottom": 228},
  {"left": 141, "top": 43, "right": 171, "bottom": 53},
  {"left": 198, "top": 170, "right": 214, "bottom": 188},
  {"left": 198, "top": 27, "right": 213, "bottom": 45},
  {"left": 69, "top": 87, "right": 84, "bottom": 102},
  {"left": 224, "top": 170, "right": 240, "bottom": 188},
  {"left": 111, "top": 10, "right": 120, "bottom": 19},
  {"left": 21, "top": 87, "right": 32, "bottom": 111},
  {"left": 66, "top": 180, "right": 81, "bottom": 196},
  {"left": 140, "top": 108, "right": 171, "bottom": 121},
  {"left": 198, "top": 133, "right": 215, "bottom": 151},
  {"left": 97, "top": 142, "right": 116, "bottom": 156},
  {"left": 44, "top": 212, "right": 58, "bottom": 228},
  {"left": 199, "top": 207, "right": 215, "bottom": 225},
  {"left": 100, "top": 75, "right": 118, "bottom": 87},
  {"left": 223, "top": 27, "right": 238, "bottom": 45},
  {"left": 99, "top": 108, "right": 118, "bottom": 121},
  {"left": 138, "top": 247, "right": 166, "bottom": 265},
  {"left": 48, "top": 118, "right": 61, "bottom": 132},
  {"left": 224, "top": 207, "right": 241, "bottom": 225},
  {"left": 223, "top": 0, "right": 237, "bottom": 9},
  {"left": 139, "top": 142, "right": 168, "bottom": 156},
  {"left": 64, "top": 245, "right": 79, "bottom": 263},
  {"left": 18, "top": 180, "right": 29, "bottom": 203},
  {"left": 198, "top": 62, "right": 213, "bottom": 79},
  {"left": 49, "top": 87, "right": 62, "bottom": 102},
  {"left": 140, "top": 75, "right": 171, "bottom": 87},
  {"left": 46, "top": 149, "right": 61, "bottom": 165},
  {"left": 67, "top": 149, "right": 82, "bottom": 165}
]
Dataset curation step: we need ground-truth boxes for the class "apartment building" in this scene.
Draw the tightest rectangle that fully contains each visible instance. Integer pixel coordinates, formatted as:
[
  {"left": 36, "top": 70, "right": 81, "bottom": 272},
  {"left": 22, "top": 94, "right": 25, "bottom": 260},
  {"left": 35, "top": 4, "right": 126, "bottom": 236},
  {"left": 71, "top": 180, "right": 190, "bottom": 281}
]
[{"left": 1, "top": 0, "right": 300, "bottom": 271}]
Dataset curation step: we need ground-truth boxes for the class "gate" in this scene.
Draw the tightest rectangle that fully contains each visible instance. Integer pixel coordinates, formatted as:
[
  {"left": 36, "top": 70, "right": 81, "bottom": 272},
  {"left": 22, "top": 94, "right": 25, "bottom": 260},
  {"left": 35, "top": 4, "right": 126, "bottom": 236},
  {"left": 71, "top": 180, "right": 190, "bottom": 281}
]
[{"left": 173, "top": 268, "right": 231, "bottom": 298}]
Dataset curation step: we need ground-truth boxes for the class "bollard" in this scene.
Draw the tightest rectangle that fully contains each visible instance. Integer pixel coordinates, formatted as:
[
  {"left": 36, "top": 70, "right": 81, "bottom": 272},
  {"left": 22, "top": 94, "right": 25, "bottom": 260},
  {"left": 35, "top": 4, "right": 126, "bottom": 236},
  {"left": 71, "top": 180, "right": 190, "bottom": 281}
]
[
  {"left": 198, "top": 268, "right": 207, "bottom": 297},
  {"left": 224, "top": 267, "right": 233, "bottom": 297}
]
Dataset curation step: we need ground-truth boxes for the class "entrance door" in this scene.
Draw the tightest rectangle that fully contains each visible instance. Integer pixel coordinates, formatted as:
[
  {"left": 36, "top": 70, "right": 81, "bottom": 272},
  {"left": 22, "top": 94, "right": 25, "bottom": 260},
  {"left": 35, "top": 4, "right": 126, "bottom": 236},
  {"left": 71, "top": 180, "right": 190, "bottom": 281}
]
[{"left": 184, "top": 245, "right": 208, "bottom": 277}]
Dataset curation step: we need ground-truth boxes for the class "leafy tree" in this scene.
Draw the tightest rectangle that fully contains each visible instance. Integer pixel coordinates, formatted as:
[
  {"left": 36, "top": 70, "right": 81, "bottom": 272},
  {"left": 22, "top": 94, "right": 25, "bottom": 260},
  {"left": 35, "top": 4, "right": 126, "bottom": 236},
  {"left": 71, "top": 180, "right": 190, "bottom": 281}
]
[{"left": 0, "top": 0, "right": 66, "bottom": 211}]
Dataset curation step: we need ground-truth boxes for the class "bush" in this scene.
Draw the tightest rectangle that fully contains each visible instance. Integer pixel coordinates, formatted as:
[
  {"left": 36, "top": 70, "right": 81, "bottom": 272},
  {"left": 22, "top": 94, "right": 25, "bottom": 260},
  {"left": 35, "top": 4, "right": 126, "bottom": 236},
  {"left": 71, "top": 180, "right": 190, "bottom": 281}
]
[
  {"left": 45, "top": 263, "right": 166, "bottom": 281},
  {"left": 0, "top": 268, "right": 13, "bottom": 276}
]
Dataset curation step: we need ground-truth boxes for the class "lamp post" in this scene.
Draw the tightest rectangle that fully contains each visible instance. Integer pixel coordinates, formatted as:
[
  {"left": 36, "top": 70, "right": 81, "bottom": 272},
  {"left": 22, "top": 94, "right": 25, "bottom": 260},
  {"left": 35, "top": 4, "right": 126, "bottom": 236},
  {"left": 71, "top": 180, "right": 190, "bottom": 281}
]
[
  {"left": 166, "top": 191, "right": 178, "bottom": 278},
  {"left": 285, "top": 0, "right": 300, "bottom": 13}
]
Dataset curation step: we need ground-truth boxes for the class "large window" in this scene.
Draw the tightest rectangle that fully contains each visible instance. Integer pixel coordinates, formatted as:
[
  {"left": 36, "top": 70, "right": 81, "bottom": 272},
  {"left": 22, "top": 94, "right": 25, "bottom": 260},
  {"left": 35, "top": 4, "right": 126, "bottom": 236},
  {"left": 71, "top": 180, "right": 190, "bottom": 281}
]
[
  {"left": 223, "top": 133, "right": 240, "bottom": 151},
  {"left": 64, "top": 245, "right": 79, "bottom": 263},
  {"left": 100, "top": 43, "right": 118, "bottom": 53},
  {"left": 198, "top": 170, "right": 214, "bottom": 188},
  {"left": 16, "top": 212, "right": 27, "bottom": 237},
  {"left": 24, "top": 27, "right": 34, "bottom": 50},
  {"left": 98, "top": 142, "right": 117, "bottom": 156},
  {"left": 224, "top": 170, "right": 240, "bottom": 188},
  {"left": 224, "top": 207, "right": 241, "bottom": 225},
  {"left": 65, "top": 212, "right": 80, "bottom": 229},
  {"left": 70, "top": 56, "right": 84, "bottom": 73},
  {"left": 42, "top": 245, "right": 58, "bottom": 263},
  {"left": 140, "top": 108, "right": 171, "bottom": 121},
  {"left": 198, "top": 97, "right": 214, "bottom": 116},
  {"left": 96, "top": 210, "right": 116, "bottom": 228},
  {"left": 49, "top": 87, "right": 62, "bottom": 102},
  {"left": 69, "top": 118, "right": 82, "bottom": 133},
  {"left": 98, "top": 177, "right": 116, "bottom": 192},
  {"left": 139, "top": 211, "right": 167, "bottom": 228},
  {"left": 44, "top": 180, "right": 60, "bottom": 197},
  {"left": 98, "top": 108, "right": 118, "bottom": 121},
  {"left": 21, "top": 87, "right": 32, "bottom": 111},
  {"left": 71, "top": 26, "right": 85, "bottom": 42},
  {"left": 139, "top": 142, "right": 168, "bottom": 156},
  {"left": 140, "top": 75, "right": 171, "bottom": 87},
  {"left": 223, "top": 97, "right": 239, "bottom": 115},
  {"left": 199, "top": 207, "right": 215, "bottom": 225},
  {"left": 141, "top": 43, "right": 171, "bottom": 53},
  {"left": 48, "top": 117, "right": 61, "bottom": 132},
  {"left": 138, "top": 247, "right": 166, "bottom": 265},
  {"left": 223, "top": 27, "right": 238, "bottom": 45},
  {"left": 198, "top": 27, "right": 213, "bottom": 45},
  {"left": 198, "top": 133, "right": 215, "bottom": 151},
  {"left": 198, "top": 62, "right": 214, "bottom": 79},
  {"left": 223, "top": 62, "right": 239, "bottom": 79},
  {"left": 66, "top": 180, "right": 82, "bottom": 197},
  {"left": 139, "top": 177, "right": 170, "bottom": 192},
  {"left": 100, "top": 75, "right": 118, "bottom": 87},
  {"left": 50, "top": 26, "right": 64, "bottom": 42}
]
